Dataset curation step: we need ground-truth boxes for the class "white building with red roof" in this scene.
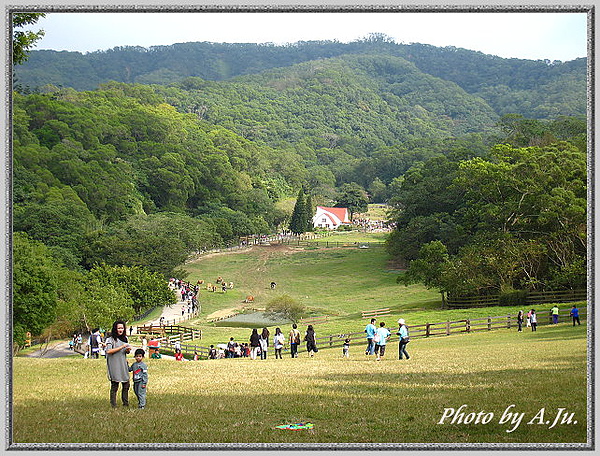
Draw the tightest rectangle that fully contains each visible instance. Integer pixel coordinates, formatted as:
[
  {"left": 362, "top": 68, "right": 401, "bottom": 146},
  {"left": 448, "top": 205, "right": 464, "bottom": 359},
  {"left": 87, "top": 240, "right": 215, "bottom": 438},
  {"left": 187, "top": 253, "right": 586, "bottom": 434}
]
[{"left": 312, "top": 206, "right": 351, "bottom": 230}]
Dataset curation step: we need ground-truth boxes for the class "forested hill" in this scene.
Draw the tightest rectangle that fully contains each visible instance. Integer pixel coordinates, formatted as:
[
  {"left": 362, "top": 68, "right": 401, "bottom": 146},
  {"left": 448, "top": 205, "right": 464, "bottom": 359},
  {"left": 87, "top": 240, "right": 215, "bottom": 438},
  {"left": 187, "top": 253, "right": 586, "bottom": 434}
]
[
  {"left": 156, "top": 54, "right": 500, "bottom": 148},
  {"left": 15, "top": 37, "right": 586, "bottom": 119},
  {"left": 12, "top": 35, "right": 588, "bottom": 345}
]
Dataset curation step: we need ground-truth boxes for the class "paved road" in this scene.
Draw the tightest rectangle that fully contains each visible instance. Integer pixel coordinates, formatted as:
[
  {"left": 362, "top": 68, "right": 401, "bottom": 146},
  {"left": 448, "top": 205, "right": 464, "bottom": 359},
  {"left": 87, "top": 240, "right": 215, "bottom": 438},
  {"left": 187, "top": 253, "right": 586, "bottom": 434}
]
[{"left": 24, "top": 341, "right": 80, "bottom": 358}]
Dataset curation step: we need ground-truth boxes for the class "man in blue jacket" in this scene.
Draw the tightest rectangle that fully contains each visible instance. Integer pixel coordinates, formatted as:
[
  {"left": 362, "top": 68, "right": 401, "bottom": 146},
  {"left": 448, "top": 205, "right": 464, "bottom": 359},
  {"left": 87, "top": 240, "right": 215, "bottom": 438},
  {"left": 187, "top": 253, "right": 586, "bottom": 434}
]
[
  {"left": 364, "top": 318, "right": 376, "bottom": 356},
  {"left": 570, "top": 305, "right": 581, "bottom": 326}
]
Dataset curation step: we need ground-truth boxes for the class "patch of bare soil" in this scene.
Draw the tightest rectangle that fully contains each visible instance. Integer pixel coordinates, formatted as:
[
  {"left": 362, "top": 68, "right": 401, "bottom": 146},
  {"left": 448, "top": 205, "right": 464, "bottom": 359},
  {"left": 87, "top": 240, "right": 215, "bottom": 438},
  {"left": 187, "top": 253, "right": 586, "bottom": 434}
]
[{"left": 205, "top": 307, "right": 243, "bottom": 320}]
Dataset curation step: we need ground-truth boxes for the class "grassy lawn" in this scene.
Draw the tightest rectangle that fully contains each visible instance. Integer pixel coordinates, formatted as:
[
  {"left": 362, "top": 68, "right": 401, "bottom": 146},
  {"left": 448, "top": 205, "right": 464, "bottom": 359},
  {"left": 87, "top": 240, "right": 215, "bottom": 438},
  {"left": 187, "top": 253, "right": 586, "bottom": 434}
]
[
  {"left": 180, "top": 239, "right": 440, "bottom": 346},
  {"left": 12, "top": 324, "right": 588, "bottom": 445},
  {"left": 13, "top": 231, "right": 589, "bottom": 447},
  {"left": 177, "top": 236, "right": 583, "bottom": 350}
]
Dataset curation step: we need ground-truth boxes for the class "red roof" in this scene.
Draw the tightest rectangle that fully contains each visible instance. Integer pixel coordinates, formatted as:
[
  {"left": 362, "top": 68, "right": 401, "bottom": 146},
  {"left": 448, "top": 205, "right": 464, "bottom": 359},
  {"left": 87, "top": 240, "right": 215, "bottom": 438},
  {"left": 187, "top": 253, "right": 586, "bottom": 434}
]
[{"left": 317, "top": 207, "right": 349, "bottom": 222}]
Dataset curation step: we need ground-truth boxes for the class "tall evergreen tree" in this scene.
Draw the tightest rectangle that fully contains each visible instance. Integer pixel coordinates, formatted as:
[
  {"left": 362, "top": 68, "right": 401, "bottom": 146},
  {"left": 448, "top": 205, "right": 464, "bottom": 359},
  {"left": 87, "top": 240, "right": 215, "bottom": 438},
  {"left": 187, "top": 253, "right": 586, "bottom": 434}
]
[
  {"left": 289, "top": 189, "right": 306, "bottom": 234},
  {"left": 304, "top": 193, "right": 314, "bottom": 232}
]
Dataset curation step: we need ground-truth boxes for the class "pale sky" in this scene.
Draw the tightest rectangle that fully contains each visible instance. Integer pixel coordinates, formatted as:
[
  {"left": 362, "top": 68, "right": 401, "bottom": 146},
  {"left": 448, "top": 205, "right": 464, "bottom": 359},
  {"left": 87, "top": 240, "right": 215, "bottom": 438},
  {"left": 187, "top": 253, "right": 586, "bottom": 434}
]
[{"left": 25, "top": 11, "right": 588, "bottom": 62}]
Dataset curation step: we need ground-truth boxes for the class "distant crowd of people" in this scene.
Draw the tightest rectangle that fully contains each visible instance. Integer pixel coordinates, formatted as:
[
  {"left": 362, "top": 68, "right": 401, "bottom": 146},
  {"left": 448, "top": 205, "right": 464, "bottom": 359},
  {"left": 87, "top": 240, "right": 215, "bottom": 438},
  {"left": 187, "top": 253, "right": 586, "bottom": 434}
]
[
  {"left": 515, "top": 304, "right": 581, "bottom": 332},
  {"left": 351, "top": 218, "right": 393, "bottom": 232}
]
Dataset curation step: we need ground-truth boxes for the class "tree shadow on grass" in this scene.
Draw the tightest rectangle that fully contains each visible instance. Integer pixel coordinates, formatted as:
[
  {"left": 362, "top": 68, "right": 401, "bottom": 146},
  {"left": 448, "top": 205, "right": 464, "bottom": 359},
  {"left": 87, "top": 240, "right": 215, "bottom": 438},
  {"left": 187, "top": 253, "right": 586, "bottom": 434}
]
[{"left": 12, "top": 362, "right": 588, "bottom": 448}]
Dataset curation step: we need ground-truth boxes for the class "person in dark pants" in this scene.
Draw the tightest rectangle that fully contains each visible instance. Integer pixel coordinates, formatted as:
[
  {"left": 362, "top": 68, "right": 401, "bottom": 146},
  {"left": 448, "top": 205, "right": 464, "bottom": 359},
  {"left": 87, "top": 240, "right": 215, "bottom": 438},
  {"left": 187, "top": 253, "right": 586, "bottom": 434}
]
[
  {"left": 517, "top": 310, "right": 524, "bottom": 332},
  {"left": 396, "top": 318, "right": 410, "bottom": 360},
  {"left": 550, "top": 305, "right": 559, "bottom": 324},
  {"left": 570, "top": 305, "right": 581, "bottom": 326},
  {"left": 304, "top": 325, "right": 318, "bottom": 357},
  {"left": 289, "top": 323, "right": 301, "bottom": 358},
  {"left": 364, "top": 318, "right": 376, "bottom": 356},
  {"left": 530, "top": 309, "right": 537, "bottom": 331}
]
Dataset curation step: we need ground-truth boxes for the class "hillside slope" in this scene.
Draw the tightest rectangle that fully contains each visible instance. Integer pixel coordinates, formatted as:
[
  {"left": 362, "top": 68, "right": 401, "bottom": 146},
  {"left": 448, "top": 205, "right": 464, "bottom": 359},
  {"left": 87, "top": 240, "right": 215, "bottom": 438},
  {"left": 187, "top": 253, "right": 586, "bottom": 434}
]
[{"left": 14, "top": 39, "right": 586, "bottom": 119}]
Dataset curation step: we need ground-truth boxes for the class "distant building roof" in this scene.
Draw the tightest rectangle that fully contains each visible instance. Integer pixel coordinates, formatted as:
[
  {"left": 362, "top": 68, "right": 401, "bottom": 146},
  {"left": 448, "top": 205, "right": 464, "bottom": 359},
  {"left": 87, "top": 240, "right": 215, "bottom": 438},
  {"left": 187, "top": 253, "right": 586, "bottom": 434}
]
[{"left": 316, "top": 206, "right": 350, "bottom": 223}]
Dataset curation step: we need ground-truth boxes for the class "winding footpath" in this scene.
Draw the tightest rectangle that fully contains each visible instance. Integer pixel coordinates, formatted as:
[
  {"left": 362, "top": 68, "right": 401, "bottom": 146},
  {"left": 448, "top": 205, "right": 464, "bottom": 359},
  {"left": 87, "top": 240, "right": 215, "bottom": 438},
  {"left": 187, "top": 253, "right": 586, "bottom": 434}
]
[{"left": 25, "top": 287, "right": 190, "bottom": 358}]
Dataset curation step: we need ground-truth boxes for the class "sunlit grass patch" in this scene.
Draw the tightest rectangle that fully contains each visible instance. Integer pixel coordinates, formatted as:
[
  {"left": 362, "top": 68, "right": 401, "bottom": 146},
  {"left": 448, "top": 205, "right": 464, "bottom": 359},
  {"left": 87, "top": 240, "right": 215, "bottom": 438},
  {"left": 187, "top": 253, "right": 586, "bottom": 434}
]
[{"left": 12, "top": 324, "right": 587, "bottom": 445}]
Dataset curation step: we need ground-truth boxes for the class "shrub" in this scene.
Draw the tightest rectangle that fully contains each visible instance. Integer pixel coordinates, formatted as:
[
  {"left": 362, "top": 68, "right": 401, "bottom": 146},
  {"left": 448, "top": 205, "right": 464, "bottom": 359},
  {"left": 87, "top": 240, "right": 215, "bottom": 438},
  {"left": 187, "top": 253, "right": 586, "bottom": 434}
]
[
  {"left": 498, "top": 290, "right": 528, "bottom": 307},
  {"left": 265, "top": 294, "right": 305, "bottom": 323}
]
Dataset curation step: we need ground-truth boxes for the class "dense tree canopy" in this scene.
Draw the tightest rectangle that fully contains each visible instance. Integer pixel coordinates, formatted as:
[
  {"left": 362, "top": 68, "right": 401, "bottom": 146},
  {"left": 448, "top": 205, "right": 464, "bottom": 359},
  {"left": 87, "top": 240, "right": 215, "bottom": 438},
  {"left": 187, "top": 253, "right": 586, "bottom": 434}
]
[
  {"left": 12, "top": 37, "right": 588, "bottom": 343},
  {"left": 392, "top": 133, "right": 587, "bottom": 296},
  {"left": 15, "top": 38, "right": 586, "bottom": 121}
]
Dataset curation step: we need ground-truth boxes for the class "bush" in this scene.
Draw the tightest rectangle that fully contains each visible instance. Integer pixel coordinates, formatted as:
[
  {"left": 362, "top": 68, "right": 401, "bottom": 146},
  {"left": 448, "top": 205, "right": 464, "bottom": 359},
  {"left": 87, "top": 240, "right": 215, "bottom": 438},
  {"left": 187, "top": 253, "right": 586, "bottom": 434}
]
[
  {"left": 336, "top": 224, "right": 354, "bottom": 231},
  {"left": 265, "top": 294, "right": 306, "bottom": 323},
  {"left": 498, "top": 290, "right": 528, "bottom": 307}
]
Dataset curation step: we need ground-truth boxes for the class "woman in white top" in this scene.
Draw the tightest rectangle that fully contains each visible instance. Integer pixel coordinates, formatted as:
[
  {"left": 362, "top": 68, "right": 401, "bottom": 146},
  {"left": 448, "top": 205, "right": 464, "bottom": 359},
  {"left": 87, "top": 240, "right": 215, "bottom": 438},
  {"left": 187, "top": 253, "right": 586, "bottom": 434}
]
[{"left": 273, "top": 327, "right": 285, "bottom": 359}]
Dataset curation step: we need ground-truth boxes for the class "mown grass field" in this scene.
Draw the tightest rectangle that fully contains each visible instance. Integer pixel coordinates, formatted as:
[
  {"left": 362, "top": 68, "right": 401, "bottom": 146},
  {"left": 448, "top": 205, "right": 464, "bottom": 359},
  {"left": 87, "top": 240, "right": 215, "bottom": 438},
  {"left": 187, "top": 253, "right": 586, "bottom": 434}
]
[
  {"left": 12, "top": 231, "right": 590, "bottom": 447},
  {"left": 177, "top": 234, "right": 583, "bottom": 350},
  {"left": 12, "top": 324, "right": 588, "bottom": 445}
]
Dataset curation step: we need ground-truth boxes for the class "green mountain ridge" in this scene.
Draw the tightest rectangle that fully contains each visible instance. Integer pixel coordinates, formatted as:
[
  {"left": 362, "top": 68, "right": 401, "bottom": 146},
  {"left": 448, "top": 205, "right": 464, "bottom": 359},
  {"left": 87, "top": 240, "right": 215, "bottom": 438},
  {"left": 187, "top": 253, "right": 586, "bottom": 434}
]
[{"left": 15, "top": 38, "right": 586, "bottom": 119}]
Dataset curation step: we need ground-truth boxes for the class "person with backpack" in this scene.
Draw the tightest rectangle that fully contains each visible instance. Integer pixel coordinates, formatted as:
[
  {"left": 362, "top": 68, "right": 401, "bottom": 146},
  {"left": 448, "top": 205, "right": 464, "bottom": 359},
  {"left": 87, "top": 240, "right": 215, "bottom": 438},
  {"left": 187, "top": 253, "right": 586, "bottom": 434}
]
[
  {"left": 89, "top": 329, "right": 102, "bottom": 359},
  {"left": 289, "top": 323, "right": 301, "bottom": 358},
  {"left": 396, "top": 318, "right": 410, "bottom": 360},
  {"left": 226, "top": 337, "right": 237, "bottom": 358}
]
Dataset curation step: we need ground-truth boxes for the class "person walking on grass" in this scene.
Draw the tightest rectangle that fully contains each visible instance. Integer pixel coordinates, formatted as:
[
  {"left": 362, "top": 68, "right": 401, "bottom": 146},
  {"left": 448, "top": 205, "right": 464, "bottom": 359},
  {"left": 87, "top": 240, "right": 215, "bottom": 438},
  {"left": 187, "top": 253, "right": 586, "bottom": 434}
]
[
  {"left": 89, "top": 328, "right": 102, "bottom": 359},
  {"left": 517, "top": 310, "right": 524, "bottom": 332},
  {"left": 289, "top": 323, "right": 301, "bottom": 358},
  {"left": 259, "top": 327, "right": 270, "bottom": 360},
  {"left": 551, "top": 304, "right": 560, "bottom": 324},
  {"left": 129, "top": 349, "right": 148, "bottom": 409},
  {"left": 396, "top": 319, "right": 410, "bottom": 360},
  {"left": 249, "top": 328, "right": 260, "bottom": 360},
  {"left": 105, "top": 320, "right": 132, "bottom": 408},
  {"left": 374, "top": 321, "right": 391, "bottom": 361},
  {"left": 273, "top": 328, "right": 285, "bottom": 359},
  {"left": 530, "top": 309, "right": 537, "bottom": 331},
  {"left": 342, "top": 338, "right": 350, "bottom": 358},
  {"left": 304, "top": 325, "right": 318, "bottom": 357},
  {"left": 364, "top": 318, "right": 377, "bottom": 356},
  {"left": 570, "top": 305, "right": 581, "bottom": 326}
]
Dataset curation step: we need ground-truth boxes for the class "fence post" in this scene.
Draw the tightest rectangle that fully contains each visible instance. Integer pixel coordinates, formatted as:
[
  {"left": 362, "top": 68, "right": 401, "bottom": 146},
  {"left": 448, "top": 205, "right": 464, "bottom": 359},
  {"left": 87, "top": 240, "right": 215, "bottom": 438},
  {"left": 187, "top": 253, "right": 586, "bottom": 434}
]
[
  {"left": 426, "top": 323, "right": 431, "bottom": 337},
  {"left": 507, "top": 315, "right": 511, "bottom": 329},
  {"left": 330, "top": 336, "right": 333, "bottom": 347},
  {"left": 466, "top": 320, "right": 470, "bottom": 333},
  {"left": 488, "top": 317, "right": 492, "bottom": 330},
  {"left": 446, "top": 321, "right": 450, "bottom": 336}
]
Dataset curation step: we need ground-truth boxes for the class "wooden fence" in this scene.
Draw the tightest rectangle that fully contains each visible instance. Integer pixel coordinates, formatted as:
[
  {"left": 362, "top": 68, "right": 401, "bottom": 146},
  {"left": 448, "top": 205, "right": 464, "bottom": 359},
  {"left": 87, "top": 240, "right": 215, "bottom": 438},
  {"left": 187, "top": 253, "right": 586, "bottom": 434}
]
[
  {"left": 306, "top": 306, "right": 587, "bottom": 352},
  {"left": 279, "top": 240, "right": 385, "bottom": 248},
  {"left": 299, "top": 315, "right": 329, "bottom": 325},
  {"left": 140, "top": 334, "right": 211, "bottom": 359},
  {"left": 445, "top": 289, "right": 586, "bottom": 308},
  {"left": 361, "top": 308, "right": 391, "bottom": 319},
  {"left": 137, "top": 324, "right": 201, "bottom": 342}
]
